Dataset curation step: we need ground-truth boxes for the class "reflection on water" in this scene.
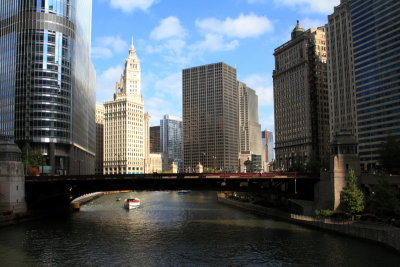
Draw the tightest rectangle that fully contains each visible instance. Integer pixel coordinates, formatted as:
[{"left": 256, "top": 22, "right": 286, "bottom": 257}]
[{"left": 0, "top": 191, "right": 400, "bottom": 266}]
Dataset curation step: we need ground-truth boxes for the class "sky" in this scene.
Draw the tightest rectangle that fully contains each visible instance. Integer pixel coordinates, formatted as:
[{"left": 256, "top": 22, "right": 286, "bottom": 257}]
[{"left": 91, "top": 0, "right": 340, "bottom": 131}]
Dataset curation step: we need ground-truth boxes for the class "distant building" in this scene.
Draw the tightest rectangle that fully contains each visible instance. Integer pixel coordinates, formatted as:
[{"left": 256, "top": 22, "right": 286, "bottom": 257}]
[
  {"left": 160, "top": 115, "right": 183, "bottom": 172},
  {"left": 150, "top": 126, "right": 161, "bottom": 153},
  {"left": 95, "top": 103, "right": 104, "bottom": 174},
  {"left": 238, "top": 81, "right": 263, "bottom": 170},
  {"left": 349, "top": 0, "right": 400, "bottom": 170},
  {"left": 262, "top": 130, "right": 275, "bottom": 164},
  {"left": 183, "top": 63, "right": 239, "bottom": 172},
  {"left": 0, "top": 1, "right": 96, "bottom": 175},
  {"left": 273, "top": 21, "right": 330, "bottom": 171},
  {"left": 104, "top": 43, "right": 147, "bottom": 174}
]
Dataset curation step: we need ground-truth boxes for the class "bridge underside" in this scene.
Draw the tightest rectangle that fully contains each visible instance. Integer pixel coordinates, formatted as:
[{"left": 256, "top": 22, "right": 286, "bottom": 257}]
[{"left": 25, "top": 175, "right": 317, "bottom": 210}]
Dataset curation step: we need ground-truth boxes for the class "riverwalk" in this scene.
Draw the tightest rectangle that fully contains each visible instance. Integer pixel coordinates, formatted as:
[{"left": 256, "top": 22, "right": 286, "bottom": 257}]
[{"left": 217, "top": 194, "right": 400, "bottom": 253}]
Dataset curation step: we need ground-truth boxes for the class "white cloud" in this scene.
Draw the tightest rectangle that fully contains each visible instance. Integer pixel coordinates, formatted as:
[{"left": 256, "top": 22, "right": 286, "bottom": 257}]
[
  {"left": 196, "top": 13, "right": 273, "bottom": 38},
  {"left": 92, "top": 36, "right": 128, "bottom": 59},
  {"left": 109, "top": 0, "right": 157, "bottom": 13},
  {"left": 150, "top": 16, "right": 187, "bottom": 40},
  {"left": 191, "top": 34, "right": 239, "bottom": 52},
  {"left": 276, "top": 0, "right": 339, "bottom": 14},
  {"left": 96, "top": 65, "right": 123, "bottom": 102},
  {"left": 154, "top": 72, "right": 182, "bottom": 97},
  {"left": 298, "top": 17, "right": 326, "bottom": 30},
  {"left": 243, "top": 74, "right": 274, "bottom": 106},
  {"left": 247, "top": 0, "right": 267, "bottom": 3}
]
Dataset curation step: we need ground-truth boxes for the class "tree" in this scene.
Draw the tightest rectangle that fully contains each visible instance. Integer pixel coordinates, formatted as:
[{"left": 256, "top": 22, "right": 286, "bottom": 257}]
[
  {"left": 368, "top": 180, "right": 400, "bottom": 218},
  {"left": 340, "top": 169, "right": 365, "bottom": 215},
  {"left": 379, "top": 136, "right": 400, "bottom": 174},
  {"left": 21, "top": 143, "right": 42, "bottom": 174}
]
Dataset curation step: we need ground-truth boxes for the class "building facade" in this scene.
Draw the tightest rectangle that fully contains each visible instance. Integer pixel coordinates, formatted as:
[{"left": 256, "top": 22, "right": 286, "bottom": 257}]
[
  {"left": 183, "top": 62, "right": 239, "bottom": 172},
  {"left": 149, "top": 126, "right": 161, "bottom": 153},
  {"left": 273, "top": 21, "right": 330, "bottom": 171},
  {"left": 103, "top": 43, "right": 147, "bottom": 174},
  {"left": 261, "top": 130, "right": 275, "bottom": 164},
  {"left": 0, "top": 0, "right": 96, "bottom": 175},
  {"left": 95, "top": 103, "right": 104, "bottom": 174},
  {"left": 350, "top": 0, "right": 400, "bottom": 170},
  {"left": 160, "top": 115, "right": 183, "bottom": 172},
  {"left": 238, "top": 81, "right": 263, "bottom": 170},
  {"left": 326, "top": 0, "right": 357, "bottom": 143}
]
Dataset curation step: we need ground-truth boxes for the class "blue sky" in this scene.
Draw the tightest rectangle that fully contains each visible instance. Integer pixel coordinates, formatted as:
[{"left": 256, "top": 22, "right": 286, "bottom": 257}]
[{"left": 92, "top": 0, "right": 340, "bottom": 130}]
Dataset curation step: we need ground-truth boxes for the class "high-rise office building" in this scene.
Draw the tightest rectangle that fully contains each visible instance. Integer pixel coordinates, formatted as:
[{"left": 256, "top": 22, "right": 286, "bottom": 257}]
[
  {"left": 160, "top": 115, "right": 183, "bottom": 172},
  {"left": 273, "top": 21, "right": 330, "bottom": 171},
  {"left": 183, "top": 62, "right": 238, "bottom": 172},
  {"left": 95, "top": 103, "right": 104, "bottom": 174},
  {"left": 238, "top": 81, "right": 263, "bottom": 170},
  {"left": 0, "top": 1, "right": 96, "bottom": 175},
  {"left": 326, "top": 0, "right": 357, "bottom": 142},
  {"left": 350, "top": 0, "right": 400, "bottom": 170},
  {"left": 150, "top": 126, "right": 161, "bottom": 153},
  {"left": 261, "top": 130, "right": 275, "bottom": 163},
  {"left": 103, "top": 43, "right": 147, "bottom": 174}
]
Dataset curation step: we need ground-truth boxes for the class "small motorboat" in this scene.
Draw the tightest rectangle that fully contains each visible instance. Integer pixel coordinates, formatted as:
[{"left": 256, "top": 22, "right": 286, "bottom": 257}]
[
  {"left": 116, "top": 197, "right": 121, "bottom": 202},
  {"left": 124, "top": 197, "right": 141, "bottom": 210}
]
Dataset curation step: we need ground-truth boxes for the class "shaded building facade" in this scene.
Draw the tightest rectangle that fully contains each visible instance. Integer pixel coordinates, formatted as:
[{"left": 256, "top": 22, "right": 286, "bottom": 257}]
[
  {"left": 0, "top": 1, "right": 96, "bottom": 175},
  {"left": 150, "top": 126, "right": 160, "bottom": 153},
  {"left": 350, "top": 0, "right": 400, "bottom": 170},
  {"left": 273, "top": 21, "right": 330, "bottom": 171}
]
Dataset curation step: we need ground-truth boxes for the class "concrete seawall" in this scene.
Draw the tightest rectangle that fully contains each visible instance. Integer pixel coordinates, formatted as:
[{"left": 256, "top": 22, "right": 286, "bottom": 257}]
[{"left": 218, "top": 195, "right": 400, "bottom": 253}]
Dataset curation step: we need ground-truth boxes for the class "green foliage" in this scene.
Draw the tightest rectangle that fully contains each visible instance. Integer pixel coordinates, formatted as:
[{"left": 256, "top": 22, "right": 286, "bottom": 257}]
[
  {"left": 315, "top": 209, "right": 333, "bottom": 219},
  {"left": 340, "top": 169, "right": 365, "bottom": 214},
  {"left": 379, "top": 136, "right": 400, "bottom": 174},
  {"left": 368, "top": 180, "right": 400, "bottom": 217},
  {"left": 21, "top": 144, "right": 42, "bottom": 173}
]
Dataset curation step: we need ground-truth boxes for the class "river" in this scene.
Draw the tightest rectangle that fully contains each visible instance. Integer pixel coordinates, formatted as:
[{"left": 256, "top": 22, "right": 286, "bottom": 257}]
[{"left": 0, "top": 191, "right": 399, "bottom": 266}]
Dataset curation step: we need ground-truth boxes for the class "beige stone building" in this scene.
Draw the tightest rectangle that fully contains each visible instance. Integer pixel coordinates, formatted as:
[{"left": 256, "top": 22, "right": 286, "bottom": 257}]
[
  {"left": 238, "top": 81, "right": 263, "bottom": 171},
  {"left": 103, "top": 43, "right": 148, "bottom": 174},
  {"left": 273, "top": 21, "right": 330, "bottom": 171},
  {"left": 326, "top": 0, "right": 357, "bottom": 143},
  {"left": 95, "top": 103, "right": 104, "bottom": 174}
]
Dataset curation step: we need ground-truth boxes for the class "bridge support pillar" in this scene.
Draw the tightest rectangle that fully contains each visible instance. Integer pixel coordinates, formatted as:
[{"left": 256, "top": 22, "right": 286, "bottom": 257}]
[{"left": 0, "top": 140, "right": 27, "bottom": 214}]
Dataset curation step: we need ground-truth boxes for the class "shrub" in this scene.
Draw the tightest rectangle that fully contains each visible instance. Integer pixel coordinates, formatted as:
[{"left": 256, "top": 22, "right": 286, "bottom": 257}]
[{"left": 315, "top": 209, "right": 333, "bottom": 219}]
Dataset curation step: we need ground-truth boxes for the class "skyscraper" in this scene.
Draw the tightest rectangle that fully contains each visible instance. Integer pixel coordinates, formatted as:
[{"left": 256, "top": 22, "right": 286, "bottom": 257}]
[
  {"left": 261, "top": 130, "right": 275, "bottom": 163},
  {"left": 238, "top": 81, "right": 263, "bottom": 171},
  {"left": 0, "top": 1, "right": 96, "bottom": 175},
  {"left": 160, "top": 115, "right": 183, "bottom": 172},
  {"left": 326, "top": 0, "right": 357, "bottom": 142},
  {"left": 183, "top": 62, "right": 238, "bottom": 172},
  {"left": 150, "top": 126, "right": 161, "bottom": 153},
  {"left": 103, "top": 43, "right": 147, "bottom": 174},
  {"left": 95, "top": 103, "right": 104, "bottom": 174},
  {"left": 273, "top": 21, "right": 330, "bottom": 171},
  {"left": 350, "top": 0, "right": 400, "bottom": 170}
]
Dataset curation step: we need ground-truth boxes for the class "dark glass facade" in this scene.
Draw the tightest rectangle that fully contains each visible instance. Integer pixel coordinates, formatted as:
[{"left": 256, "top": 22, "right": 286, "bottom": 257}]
[
  {"left": 0, "top": 0, "right": 96, "bottom": 174},
  {"left": 350, "top": 0, "right": 400, "bottom": 169}
]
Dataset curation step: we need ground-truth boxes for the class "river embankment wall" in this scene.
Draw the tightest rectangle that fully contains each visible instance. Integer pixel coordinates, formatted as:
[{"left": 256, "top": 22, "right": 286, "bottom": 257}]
[{"left": 217, "top": 195, "right": 400, "bottom": 253}]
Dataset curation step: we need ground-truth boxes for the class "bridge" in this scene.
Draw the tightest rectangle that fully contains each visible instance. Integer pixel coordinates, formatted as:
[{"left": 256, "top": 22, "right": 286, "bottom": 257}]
[{"left": 25, "top": 172, "right": 318, "bottom": 210}]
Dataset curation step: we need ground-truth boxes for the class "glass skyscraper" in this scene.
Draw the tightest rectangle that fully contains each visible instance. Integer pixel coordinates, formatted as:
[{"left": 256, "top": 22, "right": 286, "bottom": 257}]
[
  {"left": 0, "top": 1, "right": 96, "bottom": 175},
  {"left": 350, "top": 0, "right": 400, "bottom": 170},
  {"left": 160, "top": 115, "right": 183, "bottom": 172}
]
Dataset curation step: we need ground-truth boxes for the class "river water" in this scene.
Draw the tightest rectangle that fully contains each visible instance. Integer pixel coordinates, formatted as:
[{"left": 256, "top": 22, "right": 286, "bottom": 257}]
[{"left": 1, "top": 191, "right": 399, "bottom": 266}]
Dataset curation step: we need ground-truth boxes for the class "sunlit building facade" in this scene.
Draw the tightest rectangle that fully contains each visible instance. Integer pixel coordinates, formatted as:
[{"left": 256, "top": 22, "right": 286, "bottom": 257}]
[
  {"left": 95, "top": 103, "right": 104, "bottom": 174},
  {"left": 0, "top": 0, "right": 96, "bottom": 174},
  {"left": 103, "top": 43, "right": 147, "bottom": 174}
]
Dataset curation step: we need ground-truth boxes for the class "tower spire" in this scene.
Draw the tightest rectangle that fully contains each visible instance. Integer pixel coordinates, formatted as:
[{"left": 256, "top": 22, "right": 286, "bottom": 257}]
[{"left": 130, "top": 36, "right": 135, "bottom": 51}]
